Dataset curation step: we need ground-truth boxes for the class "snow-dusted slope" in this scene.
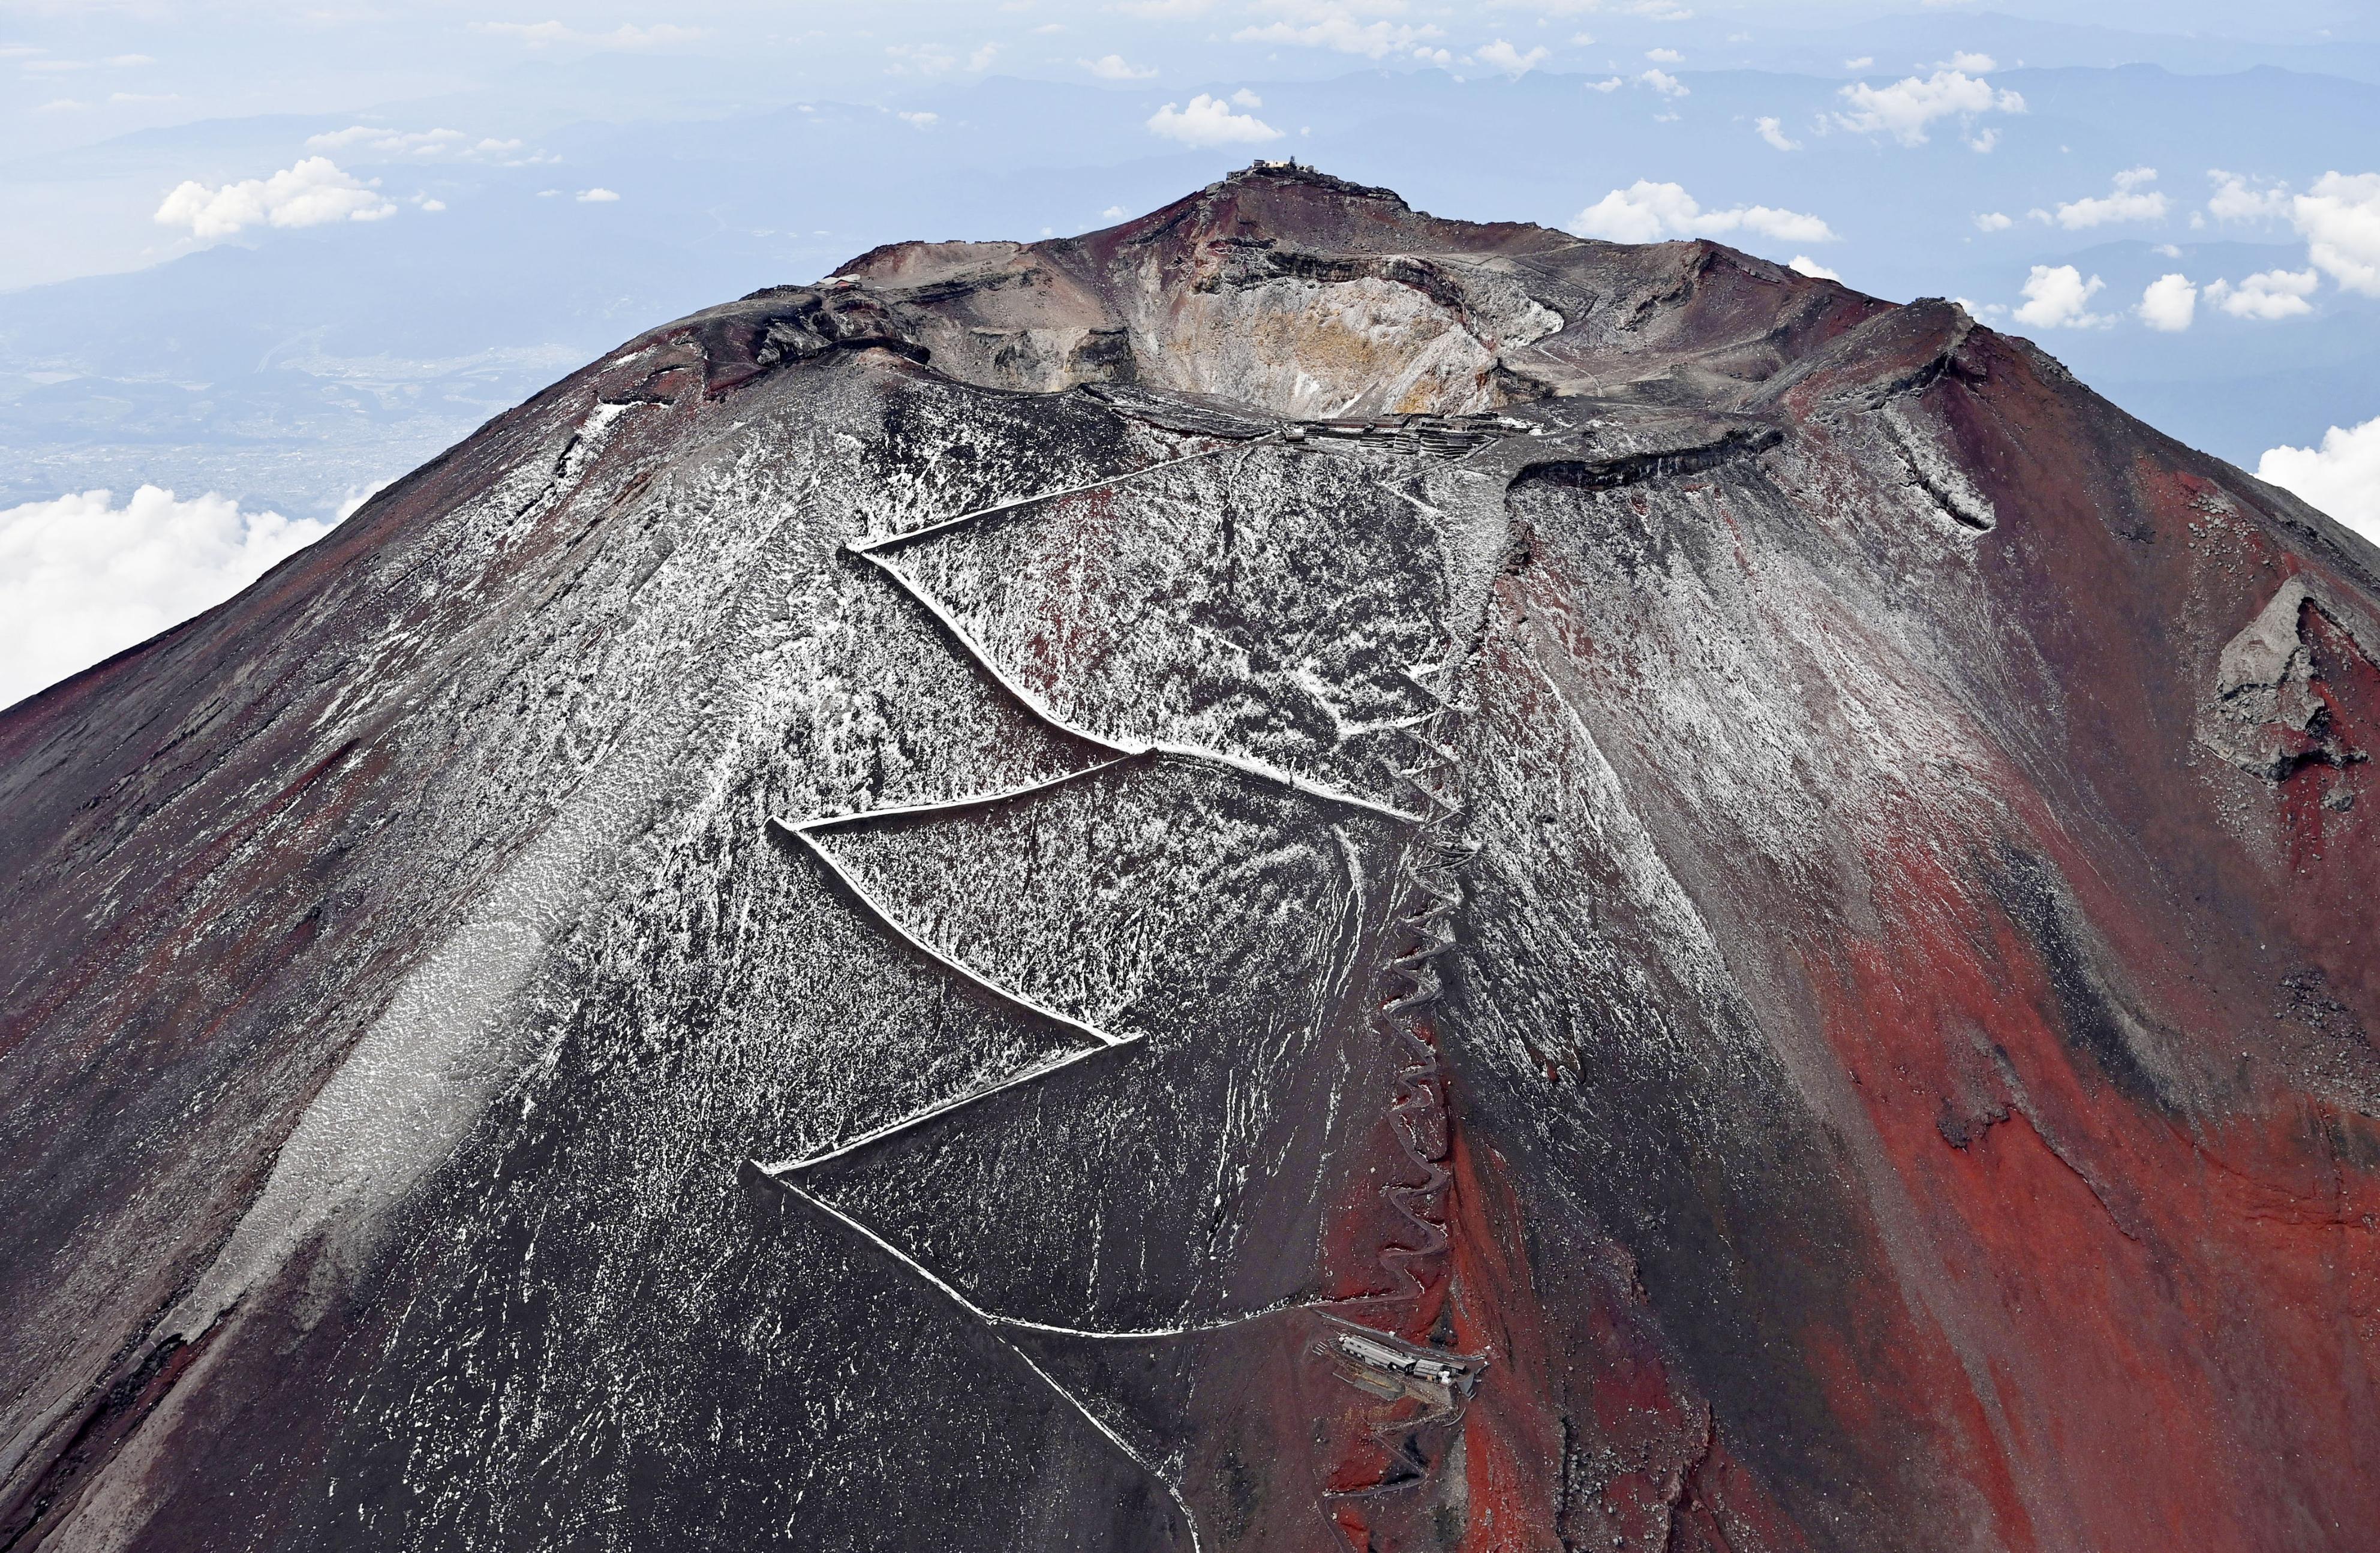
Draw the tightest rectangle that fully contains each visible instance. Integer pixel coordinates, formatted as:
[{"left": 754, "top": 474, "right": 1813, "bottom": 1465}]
[{"left": 4, "top": 166, "right": 2378, "bottom": 1553}]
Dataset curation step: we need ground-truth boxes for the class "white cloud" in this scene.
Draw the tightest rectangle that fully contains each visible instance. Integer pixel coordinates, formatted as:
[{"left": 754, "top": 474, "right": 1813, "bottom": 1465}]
[
  {"left": 1973, "top": 211, "right": 2013, "bottom": 231},
  {"left": 1966, "top": 127, "right": 2000, "bottom": 154},
  {"left": 1844, "top": 55, "right": 1874, "bottom": 70},
  {"left": 1755, "top": 115, "right": 1799, "bottom": 151},
  {"left": 1583, "top": 76, "right": 1623, "bottom": 92},
  {"left": 1081, "top": 53, "right": 1155, "bottom": 79},
  {"left": 1476, "top": 39, "right": 1550, "bottom": 74},
  {"left": 1102, "top": 204, "right": 1129, "bottom": 218},
  {"left": 334, "top": 482, "right": 388, "bottom": 523},
  {"left": 1637, "top": 68, "right": 1689, "bottom": 97},
  {"left": 2051, "top": 166, "right": 2168, "bottom": 229},
  {"left": 308, "top": 125, "right": 455, "bottom": 152},
  {"left": 1480, "top": 0, "right": 1674, "bottom": 11},
  {"left": 576, "top": 187, "right": 620, "bottom": 202},
  {"left": 29, "top": 50, "right": 148, "bottom": 70},
  {"left": 155, "top": 157, "right": 394, "bottom": 240},
  {"left": 2205, "top": 268, "right": 2319, "bottom": 319},
  {"left": 2259, "top": 417, "right": 2380, "bottom": 542},
  {"left": 2012, "top": 264, "right": 2109, "bottom": 329},
  {"left": 2207, "top": 169, "right": 2290, "bottom": 223},
  {"left": 1646, "top": 47, "right": 1682, "bottom": 62},
  {"left": 0, "top": 487, "right": 339, "bottom": 708},
  {"left": 1571, "top": 181, "right": 1837, "bottom": 245},
  {"left": 2294, "top": 172, "right": 2380, "bottom": 296},
  {"left": 1232, "top": 88, "right": 1263, "bottom": 107},
  {"left": 1787, "top": 255, "right": 1841, "bottom": 280},
  {"left": 475, "top": 21, "right": 704, "bottom": 48},
  {"left": 884, "top": 43, "right": 957, "bottom": 74},
  {"left": 1833, "top": 68, "right": 2024, "bottom": 146},
  {"left": 882, "top": 40, "right": 996, "bottom": 76},
  {"left": 1940, "top": 50, "right": 1996, "bottom": 72},
  {"left": 1147, "top": 92, "right": 1282, "bottom": 146},
  {"left": 1231, "top": 2, "right": 1441, "bottom": 58},
  {"left": 897, "top": 110, "right": 938, "bottom": 127},
  {"left": 2138, "top": 273, "right": 2196, "bottom": 331},
  {"left": 304, "top": 126, "right": 526, "bottom": 161}
]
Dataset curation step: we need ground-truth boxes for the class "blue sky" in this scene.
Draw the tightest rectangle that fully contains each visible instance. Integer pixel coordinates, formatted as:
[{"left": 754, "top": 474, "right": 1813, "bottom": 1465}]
[{"left": 5, "top": 0, "right": 2380, "bottom": 702}]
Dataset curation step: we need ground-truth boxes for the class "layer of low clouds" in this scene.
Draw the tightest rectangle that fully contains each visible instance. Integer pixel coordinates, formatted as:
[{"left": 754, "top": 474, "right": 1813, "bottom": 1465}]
[
  {"left": 2012, "top": 263, "right": 2109, "bottom": 329},
  {"left": 1474, "top": 40, "right": 1548, "bottom": 75},
  {"left": 1081, "top": 53, "right": 1156, "bottom": 79},
  {"left": 1147, "top": 92, "right": 1280, "bottom": 146},
  {"left": 2297, "top": 172, "right": 2380, "bottom": 295},
  {"left": 2207, "top": 169, "right": 2291, "bottom": 223},
  {"left": 2206, "top": 266, "right": 2318, "bottom": 319},
  {"left": 1231, "top": 1, "right": 1441, "bottom": 59},
  {"left": 2259, "top": 417, "right": 2380, "bottom": 544},
  {"left": 155, "top": 157, "right": 393, "bottom": 239},
  {"left": 2050, "top": 166, "right": 2167, "bottom": 229},
  {"left": 474, "top": 21, "right": 705, "bottom": 48},
  {"left": 883, "top": 41, "right": 1002, "bottom": 75},
  {"left": 305, "top": 126, "right": 528, "bottom": 162},
  {"left": 2138, "top": 272, "right": 2196, "bottom": 331},
  {"left": 1833, "top": 67, "right": 2024, "bottom": 148},
  {"left": 1571, "top": 181, "right": 1837, "bottom": 245},
  {"left": 1976, "top": 165, "right": 2380, "bottom": 331},
  {"left": 2196, "top": 169, "right": 2380, "bottom": 296},
  {"left": 0, "top": 488, "right": 342, "bottom": 707}
]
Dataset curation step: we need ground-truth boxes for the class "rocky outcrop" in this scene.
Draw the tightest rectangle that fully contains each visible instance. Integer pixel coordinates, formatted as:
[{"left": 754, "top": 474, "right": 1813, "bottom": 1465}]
[
  {"left": 2200, "top": 575, "right": 2376, "bottom": 783},
  {"left": 3, "top": 163, "right": 2377, "bottom": 1553}
]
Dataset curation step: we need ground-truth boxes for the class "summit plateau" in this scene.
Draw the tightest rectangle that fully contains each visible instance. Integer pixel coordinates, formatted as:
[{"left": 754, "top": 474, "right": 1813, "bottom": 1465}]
[{"left": 2, "top": 164, "right": 2376, "bottom": 1553}]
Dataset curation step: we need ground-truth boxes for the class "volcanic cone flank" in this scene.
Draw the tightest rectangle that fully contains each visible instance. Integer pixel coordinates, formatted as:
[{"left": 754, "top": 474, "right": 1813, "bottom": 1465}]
[{"left": 4, "top": 163, "right": 2376, "bottom": 1553}]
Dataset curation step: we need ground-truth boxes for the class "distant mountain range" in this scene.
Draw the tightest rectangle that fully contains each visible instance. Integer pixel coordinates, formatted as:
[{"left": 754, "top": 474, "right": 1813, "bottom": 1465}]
[{"left": 6, "top": 60, "right": 2380, "bottom": 518}]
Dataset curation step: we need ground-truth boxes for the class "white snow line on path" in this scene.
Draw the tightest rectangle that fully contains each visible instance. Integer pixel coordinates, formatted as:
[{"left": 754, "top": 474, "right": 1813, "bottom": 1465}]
[
  {"left": 758, "top": 1173, "right": 1211, "bottom": 1553},
  {"left": 866, "top": 548, "right": 1427, "bottom": 825},
  {"left": 755, "top": 1163, "right": 1381, "bottom": 1339},
  {"left": 856, "top": 548, "right": 1136, "bottom": 758},
  {"left": 773, "top": 818, "right": 1122, "bottom": 1047},
  {"left": 788, "top": 754, "right": 1146, "bottom": 830},
  {"left": 1144, "top": 744, "right": 1426, "bottom": 827},
  {"left": 756, "top": 1038, "right": 1131, "bottom": 1176},
  {"left": 848, "top": 436, "right": 1270, "bottom": 555}
]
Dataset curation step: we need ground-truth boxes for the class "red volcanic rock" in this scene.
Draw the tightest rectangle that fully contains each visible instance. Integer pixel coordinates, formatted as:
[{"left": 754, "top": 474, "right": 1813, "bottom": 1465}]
[{"left": 2, "top": 165, "right": 2375, "bottom": 1553}]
